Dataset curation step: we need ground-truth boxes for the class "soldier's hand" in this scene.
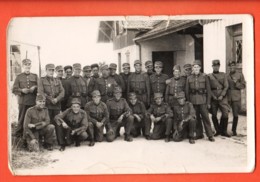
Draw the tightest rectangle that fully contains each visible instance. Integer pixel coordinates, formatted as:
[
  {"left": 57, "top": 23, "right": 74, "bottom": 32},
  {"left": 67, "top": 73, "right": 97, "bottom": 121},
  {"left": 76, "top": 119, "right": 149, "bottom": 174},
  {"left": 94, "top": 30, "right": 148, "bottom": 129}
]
[
  {"left": 117, "top": 115, "right": 124, "bottom": 123},
  {"left": 71, "top": 130, "right": 76, "bottom": 135},
  {"left": 28, "top": 124, "right": 35, "bottom": 128},
  {"left": 134, "top": 114, "right": 141, "bottom": 122},
  {"left": 218, "top": 96, "right": 223, "bottom": 100},
  {"left": 164, "top": 114, "right": 169, "bottom": 118},
  {"left": 96, "top": 122, "right": 103, "bottom": 128},
  {"left": 31, "top": 139, "right": 37, "bottom": 144},
  {"left": 52, "top": 98, "right": 58, "bottom": 104},
  {"left": 62, "top": 122, "right": 69, "bottom": 129},
  {"left": 150, "top": 115, "right": 155, "bottom": 122},
  {"left": 207, "top": 104, "right": 211, "bottom": 110},
  {"left": 29, "top": 86, "right": 37, "bottom": 93},
  {"left": 155, "top": 117, "right": 161, "bottom": 123},
  {"left": 21, "top": 88, "right": 30, "bottom": 94}
]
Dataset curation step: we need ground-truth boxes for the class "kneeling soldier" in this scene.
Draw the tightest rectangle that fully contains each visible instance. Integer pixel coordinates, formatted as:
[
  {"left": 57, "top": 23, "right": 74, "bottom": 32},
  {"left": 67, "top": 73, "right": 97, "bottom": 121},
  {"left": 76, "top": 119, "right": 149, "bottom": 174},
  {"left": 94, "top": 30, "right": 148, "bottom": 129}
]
[
  {"left": 128, "top": 92, "right": 147, "bottom": 138},
  {"left": 84, "top": 90, "right": 109, "bottom": 142},
  {"left": 23, "top": 94, "right": 55, "bottom": 152},
  {"left": 147, "top": 93, "right": 173, "bottom": 142},
  {"left": 106, "top": 86, "right": 134, "bottom": 142},
  {"left": 172, "top": 92, "right": 196, "bottom": 144},
  {"left": 54, "top": 98, "right": 94, "bottom": 151}
]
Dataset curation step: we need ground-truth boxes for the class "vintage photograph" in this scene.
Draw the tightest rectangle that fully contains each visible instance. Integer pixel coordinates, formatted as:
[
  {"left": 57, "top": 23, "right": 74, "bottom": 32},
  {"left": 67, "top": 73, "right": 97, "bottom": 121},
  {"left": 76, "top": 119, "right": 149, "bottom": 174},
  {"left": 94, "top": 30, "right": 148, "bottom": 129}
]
[{"left": 7, "top": 15, "right": 254, "bottom": 175}]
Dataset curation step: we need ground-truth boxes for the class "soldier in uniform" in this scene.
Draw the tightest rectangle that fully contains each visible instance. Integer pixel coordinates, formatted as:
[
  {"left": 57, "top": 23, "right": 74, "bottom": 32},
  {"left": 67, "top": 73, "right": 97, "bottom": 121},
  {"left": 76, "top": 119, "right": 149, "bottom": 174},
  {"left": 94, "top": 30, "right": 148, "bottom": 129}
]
[
  {"left": 106, "top": 87, "right": 134, "bottom": 142},
  {"left": 67, "top": 63, "right": 88, "bottom": 108},
  {"left": 55, "top": 65, "right": 67, "bottom": 111},
  {"left": 91, "top": 63, "right": 100, "bottom": 79},
  {"left": 95, "top": 65, "right": 118, "bottom": 103},
  {"left": 23, "top": 94, "right": 55, "bottom": 151},
  {"left": 227, "top": 60, "right": 246, "bottom": 136},
  {"left": 144, "top": 60, "right": 155, "bottom": 77},
  {"left": 84, "top": 90, "right": 109, "bottom": 142},
  {"left": 64, "top": 65, "right": 73, "bottom": 79},
  {"left": 147, "top": 93, "right": 173, "bottom": 142},
  {"left": 82, "top": 65, "right": 96, "bottom": 102},
  {"left": 185, "top": 60, "right": 215, "bottom": 142},
  {"left": 127, "top": 60, "right": 151, "bottom": 108},
  {"left": 172, "top": 91, "right": 196, "bottom": 144},
  {"left": 109, "top": 63, "right": 125, "bottom": 92},
  {"left": 150, "top": 61, "right": 169, "bottom": 99},
  {"left": 128, "top": 92, "right": 147, "bottom": 138},
  {"left": 62, "top": 65, "right": 73, "bottom": 111},
  {"left": 54, "top": 98, "right": 94, "bottom": 151},
  {"left": 181, "top": 64, "right": 192, "bottom": 80},
  {"left": 208, "top": 60, "right": 230, "bottom": 137},
  {"left": 12, "top": 59, "right": 38, "bottom": 138},
  {"left": 38, "top": 63, "right": 64, "bottom": 124},
  {"left": 120, "top": 63, "right": 132, "bottom": 99},
  {"left": 165, "top": 65, "right": 186, "bottom": 107}
]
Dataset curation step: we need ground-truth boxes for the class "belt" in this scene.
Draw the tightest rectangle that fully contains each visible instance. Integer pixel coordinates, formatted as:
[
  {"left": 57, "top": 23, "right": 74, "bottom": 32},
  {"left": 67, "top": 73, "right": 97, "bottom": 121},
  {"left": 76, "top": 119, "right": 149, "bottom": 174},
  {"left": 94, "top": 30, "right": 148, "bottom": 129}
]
[{"left": 211, "top": 88, "right": 223, "bottom": 91}]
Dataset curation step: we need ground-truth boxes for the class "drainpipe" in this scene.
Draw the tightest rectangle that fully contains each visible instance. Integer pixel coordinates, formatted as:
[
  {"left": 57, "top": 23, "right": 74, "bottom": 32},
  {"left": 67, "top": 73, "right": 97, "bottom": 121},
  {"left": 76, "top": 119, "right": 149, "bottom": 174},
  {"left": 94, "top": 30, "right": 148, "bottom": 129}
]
[{"left": 135, "top": 41, "right": 142, "bottom": 62}]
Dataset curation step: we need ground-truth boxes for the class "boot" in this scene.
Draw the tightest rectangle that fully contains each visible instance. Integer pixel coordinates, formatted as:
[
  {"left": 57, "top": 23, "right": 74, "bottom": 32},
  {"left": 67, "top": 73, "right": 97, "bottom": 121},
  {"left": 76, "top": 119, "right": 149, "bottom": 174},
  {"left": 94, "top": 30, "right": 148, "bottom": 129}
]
[
  {"left": 89, "top": 139, "right": 95, "bottom": 147},
  {"left": 75, "top": 140, "right": 81, "bottom": 147},
  {"left": 212, "top": 116, "right": 220, "bottom": 136},
  {"left": 164, "top": 135, "right": 171, "bottom": 143},
  {"left": 221, "top": 118, "right": 231, "bottom": 137},
  {"left": 59, "top": 144, "right": 66, "bottom": 151},
  {"left": 145, "top": 135, "right": 151, "bottom": 140},
  {"left": 208, "top": 136, "right": 215, "bottom": 142},
  {"left": 46, "top": 144, "right": 53, "bottom": 151},
  {"left": 124, "top": 134, "right": 133, "bottom": 142},
  {"left": 232, "top": 117, "right": 238, "bottom": 136},
  {"left": 189, "top": 138, "right": 195, "bottom": 144}
]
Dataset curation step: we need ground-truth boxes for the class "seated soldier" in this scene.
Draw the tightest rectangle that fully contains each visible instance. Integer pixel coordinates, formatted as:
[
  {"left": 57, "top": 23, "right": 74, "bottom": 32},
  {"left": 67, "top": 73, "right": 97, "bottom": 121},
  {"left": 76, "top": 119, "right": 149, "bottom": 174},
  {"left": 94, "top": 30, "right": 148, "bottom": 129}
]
[
  {"left": 128, "top": 92, "right": 147, "bottom": 138},
  {"left": 54, "top": 98, "right": 94, "bottom": 151},
  {"left": 147, "top": 93, "right": 173, "bottom": 142},
  {"left": 84, "top": 90, "right": 109, "bottom": 142},
  {"left": 23, "top": 94, "right": 55, "bottom": 152},
  {"left": 106, "top": 86, "right": 134, "bottom": 142},
  {"left": 172, "top": 91, "right": 196, "bottom": 144}
]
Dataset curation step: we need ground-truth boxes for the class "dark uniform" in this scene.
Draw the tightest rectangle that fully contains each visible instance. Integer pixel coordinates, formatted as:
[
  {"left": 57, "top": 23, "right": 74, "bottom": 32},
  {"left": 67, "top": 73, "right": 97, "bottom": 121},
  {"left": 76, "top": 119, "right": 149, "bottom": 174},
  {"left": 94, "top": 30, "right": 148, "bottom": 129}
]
[
  {"left": 120, "top": 63, "right": 132, "bottom": 98},
  {"left": 144, "top": 60, "right": 155, "bottom": 78},
  {"left": 56, "top": 65, "right": 68, "bottom": 111},
  {"left": 185, "top": 60, "right": 214, "bottom": 141},
  {"left": 208, "top": 60, "right": 230, "bottom": 137},
  {"left": 23, "top": 95, "right": 55, "bottom": 151},
  {"left": 38, "top": 64, "right": 65, "bottom": 122},
  {"left": 227, "top": 61, "right": 246, "bottom": 135},
  {"left": 181, "top": 63, "right": 192, "bottom": 81},
  {"left": 106, "top": 87, "right": 134, "bottom": 142},
  {"left": 83, "top": 66, "right": 96, "bottom": 102},
  {"left": 62, "top": 65, "right": 73, "bottom": 111},
  {"left": 109, "top": 63, "right": 126, "bottom": 93},
  {"left": 12, "top": 59, "right": 38, "bottom": 137},
  {"left": 147, "top": 93, "right": 173, "bottom": 140},
  {"left": 95, "top": 76, "right": 118, "bottom": 103},
  {"left": 127, "top": 60, "right": 150, "bottom": 108},
  {"left": 84, "top": 90, "right": 109, "bottom": 142},
  {"left": 172, "top": 92, "right": 196, "bottom": 143}
]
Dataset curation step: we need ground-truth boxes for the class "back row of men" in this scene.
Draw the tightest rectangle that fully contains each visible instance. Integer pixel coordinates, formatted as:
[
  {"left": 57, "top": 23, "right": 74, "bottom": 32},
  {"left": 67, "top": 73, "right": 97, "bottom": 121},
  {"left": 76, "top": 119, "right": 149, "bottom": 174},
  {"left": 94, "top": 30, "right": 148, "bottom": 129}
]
[{"left": 12, "top": 59, "right": 246, "bottom": 152}]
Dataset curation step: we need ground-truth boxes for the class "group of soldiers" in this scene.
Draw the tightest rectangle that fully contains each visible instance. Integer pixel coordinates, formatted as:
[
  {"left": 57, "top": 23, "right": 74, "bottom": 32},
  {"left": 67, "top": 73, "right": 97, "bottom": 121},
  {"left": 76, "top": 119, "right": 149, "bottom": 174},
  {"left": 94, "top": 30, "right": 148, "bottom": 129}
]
[{"left": 12, "top": 58, "right": 246, "bottom": 152}]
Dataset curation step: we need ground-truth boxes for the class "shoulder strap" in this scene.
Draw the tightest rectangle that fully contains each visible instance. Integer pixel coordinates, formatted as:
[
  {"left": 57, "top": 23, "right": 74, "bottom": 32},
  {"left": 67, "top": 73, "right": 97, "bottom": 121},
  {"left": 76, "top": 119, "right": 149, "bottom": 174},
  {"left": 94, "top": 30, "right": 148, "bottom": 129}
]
[{"left": 210, "top": 73, "right": 224, "bottom": 88}]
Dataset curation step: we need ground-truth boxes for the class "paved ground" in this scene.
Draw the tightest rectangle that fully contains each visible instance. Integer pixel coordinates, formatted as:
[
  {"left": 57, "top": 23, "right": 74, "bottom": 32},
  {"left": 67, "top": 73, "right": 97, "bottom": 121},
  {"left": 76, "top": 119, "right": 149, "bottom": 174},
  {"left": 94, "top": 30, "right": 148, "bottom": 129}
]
[{"left": 12, "top": 114, "right": 254, "bottom": 175}]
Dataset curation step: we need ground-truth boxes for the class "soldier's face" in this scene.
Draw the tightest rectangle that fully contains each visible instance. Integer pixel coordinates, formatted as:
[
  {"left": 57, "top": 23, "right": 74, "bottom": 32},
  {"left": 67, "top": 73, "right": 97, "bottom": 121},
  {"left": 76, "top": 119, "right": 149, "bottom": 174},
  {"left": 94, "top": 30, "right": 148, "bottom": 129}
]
[
  {"left": 173, "top": 70, "right": 180, "bottom": 78},
  {"left": 102, "top": 69, "right": 109, "bottom": 77},
  {"left": 155, "top": 97, "right": 163, "bottom": 105},
  {"left": 114, "top": 92, "right": 122, "bottom": 100},
  {"left": 71, "top": 104, "right": 81, "bottom": 113},
  {"left": 129, "top": 97, "right": 137, "bottom": 105},
  {"left": 177, "top": 98, "right": 185, "bottom": 105},
  {"left": 146, "top": 65, "right": 153, "bottom": 73},
  {"left": 193, "top": 65, "right": 201, "bottom": 74},
  {"left": 46, "top": 69, "right": 54, "bottom": 77},
  {"left": 134, "top": 64, "right": 142, "bottom": 73},
  {"left": 230, "top": 64, "right": 236, "bottom": 72},
  {"left": 110, "top": 68, "right": 116, "bottom": 76},
  {"left": 184, "top": 68, "right": 192, "bottom": 76},
  {"left": 65, "top": 69, "right": 73, "bottom": 78},
  {"left": 93, "top": 95, "right": 101, "bottom": 104},
  {"left": 212, "top": 65, "right": 220, "bottom": 72},
  {"left": 74, "top": 69, "right": 81, "bottom": 76},
  {"left": 56, "top": 70, "right": 63, "bottom": 78},
  {"left": 23, "top": 63, "right": 31, "bottom": 73},
  {"left": 123, "top": 67, "right": 130, "bottom": 74},
  {"left": 155, "top": 66, "right": 162, "bottom": 74},
  {"left": 36, "top": 100, "right": 46, "bottom": 109},
  {"left": 92, "top": 67, "right": 99, "bottom": 76},
  {"left": 83, "top": 70, "right": 91, "bottom": 78}
]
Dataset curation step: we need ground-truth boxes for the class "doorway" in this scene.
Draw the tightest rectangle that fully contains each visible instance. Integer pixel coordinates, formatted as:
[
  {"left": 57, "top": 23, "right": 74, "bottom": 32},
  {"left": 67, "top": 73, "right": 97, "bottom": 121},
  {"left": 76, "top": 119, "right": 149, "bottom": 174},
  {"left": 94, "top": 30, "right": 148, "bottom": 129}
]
[{"left": 152, "top": 51, "right": 174, "bottom": 78}]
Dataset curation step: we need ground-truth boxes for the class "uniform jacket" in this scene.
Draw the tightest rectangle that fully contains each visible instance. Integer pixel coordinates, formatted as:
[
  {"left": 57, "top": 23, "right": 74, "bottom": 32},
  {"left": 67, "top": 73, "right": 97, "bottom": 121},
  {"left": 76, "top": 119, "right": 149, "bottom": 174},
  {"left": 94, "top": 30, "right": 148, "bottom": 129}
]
[
  {"left": 150, "top": 73, "right": 169, "bottom": 95},
  {"left": 173, "top": 101, "right": 196, "bottom": 123},
  {"left": 12, "top": 72, "right": 38, "bottom": 105},
  {"left": 120, "top": 72, "right": 132, "bottom": 93},
  {"left": 95, "top": 76, "right": 118, "bottom": 100},
  {"left": 165, "top": 76, "right": 186, "bottom": 102},
  {"left": 127, "top": 72, "right": 150, "bottom": 96},
  {"left": 84, "top": 101, "right": 109, "bottom": 125},
  {"left": 208, "top": 72, "right": 229, "bottom": 98},
  {"left": 147, "top": 102, "right": 173, "bottom": 118},
  {"left": 83, "top": 76, "right": 96, "bottom": 98},
  {"left": 227, "top": 71, "right": 246, "bottom": 101},
  {"left": 128, "top": 100, "right": 146, "bottom": 121},
  {"left": 109, "top": 74, "right": 125, "bottom": 92},
  {"left": 106, "top": 98, "right": 132, "bottom": 121}
]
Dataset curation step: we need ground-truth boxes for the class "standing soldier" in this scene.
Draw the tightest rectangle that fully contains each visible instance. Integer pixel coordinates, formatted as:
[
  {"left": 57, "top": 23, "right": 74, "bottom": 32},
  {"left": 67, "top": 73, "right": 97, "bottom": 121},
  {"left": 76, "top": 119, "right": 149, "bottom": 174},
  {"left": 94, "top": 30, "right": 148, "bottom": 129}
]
[
  {"left": 83, "top": 65, "right": 96, "bottom": 102},
  {"left": 185, "top": 60, "right": 215, "bottom": 142},
  {"left": 208, "top": 60, "right": 230, "bottom": 137},
  {"left": 128, "top": 60, "right": 151, "bottom": 108},
  {"left": 62, "top": 65, "right": 73, "bottom": 111},
  {"left": 109, "top": 63, "right": 125, "bottom": 92},
  {"left": 38, "top": 63, "right": 64, "bottom": 124},
  {"left": 67, "top": 63, "right": 88, "bottom": 109},
  {"left": 106, "top": 87, "right": 134, "bottom": 142},
  {"left": 165, "top": 65, "right": 186, "bottom": 107},
  {"left": 120, "top": 63, "right": 132, "bottom": 99},
  {"left": 95, "top": 65, "right": 118, "bottom": 103},
  {"left": 128, "top": 92, "right": 147, "bottom": 138},
  {"left": 227, "top": 60, "right": 246, "bottom": 136},
  {"left": 147, "top": 93, "right": 173, "bottom": 142},
  {"left": 150, "top": 61, "right": 169, "bottom": 99},
  {"left": 64, "top": 65, "right": 73, "bottom": 79},
  {"left": 23, "top": 94, "right": 55, "bottom": 152},
  {"left": 54, "top": 98, "right": 94, "bottom": 151},
  {"left": 84, "top": 90, "right": 109, "bottom": 142},
  {"left": 172, "top": 92, "right": 196, "bottom": 144},
  {"left": 181, "top": 64, "right": 192, "bottom": 80},
  {"left": 12, "top": 59, "right": 38, "bottom": 138},
  {"left": 144, "top": 60, "right": 155, "bottom": 77},
  {"left": 55, "top": 65, "right": 67, "bottom": 111},
  {"left": 91, "top": 63, "right": 100, "bottom": 79}
]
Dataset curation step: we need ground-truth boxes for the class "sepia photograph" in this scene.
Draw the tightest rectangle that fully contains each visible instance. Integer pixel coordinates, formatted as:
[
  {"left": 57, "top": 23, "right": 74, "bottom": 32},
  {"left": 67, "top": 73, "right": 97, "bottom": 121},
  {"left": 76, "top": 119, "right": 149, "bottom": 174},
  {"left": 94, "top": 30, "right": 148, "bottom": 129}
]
[{"left": 7, "top": 15, "right": 254, "bottom": 175}]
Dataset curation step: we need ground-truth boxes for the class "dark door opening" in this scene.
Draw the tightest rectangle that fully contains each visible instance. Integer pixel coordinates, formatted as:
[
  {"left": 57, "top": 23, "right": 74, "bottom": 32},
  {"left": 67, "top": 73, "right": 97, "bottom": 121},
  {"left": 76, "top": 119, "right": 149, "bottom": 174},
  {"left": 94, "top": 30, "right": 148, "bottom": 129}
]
[{"left": 152, "top": 51, "right": 174, "bottom": 78}]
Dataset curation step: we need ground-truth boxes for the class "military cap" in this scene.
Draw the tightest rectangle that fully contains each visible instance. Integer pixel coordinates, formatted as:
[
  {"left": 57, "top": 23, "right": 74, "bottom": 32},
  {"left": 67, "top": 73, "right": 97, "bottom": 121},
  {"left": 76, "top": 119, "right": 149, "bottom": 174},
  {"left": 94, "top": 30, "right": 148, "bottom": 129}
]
[
  {"left": 122, "top": 63, "right": 130, "bottom": 69},
  {"left": 173, "top": 65, "right": 181, "bottom": 71},
  {"left": 91, "top": 90, "right": 101, "bottom": 97},
  {"left": 91, "top": 63, "right": 99, "bottom": 69},
  {"left": 228, "top": 60, "right": 236, "bottom": 66},
  {"left": 45, "top": 63, "right": 55, "bottom": 70},
  {"left": 212, "top": 59, "right": 220, "bottom": 66},
  {"left": 71, "top": 98, "right": 81, "bottom": 105},
  {"left": 154, "top": 92, "right": 163, "bottom": 99},
  {"left": 113, "top": 86, "right": 122, "bottom": 93},
  {"left": 134, "top": 60, "right": 142, "bottom": 65},
  {"left": 154, "top": 61, "right": 163, "bottom": 67},
  {"left": 83, "top": 65, "right": 91, "bottom": 72},
  {"left": 64, "top": 65, "right": 72, "bottom": 71},
  {"left": 36, "top": 94, "right": 46, "bottom": 101},
  {"left": 22, "top": 59, "right": 31, "bottom": 65},
  {"left": 192, "top": 60, "right": 202, "bottom": 66},
  {"left": 73, "top": 63, "right": 81, "bottom": 70},
  {"left": 145, "top": 60, "right": 153, "bottom": 67},
  {"left": 176, "top": 91, "right": 186, "bottom": 99},
  {"left": 128, "top": 92, "right": 137, "bottom": 99},
  {"left": 109, "top": 63, "right": 117, "bottom": 70},
  {"left": 183, "top": 64, "right": 192, "bottom": 69},
  {"left": 55, "top": 65, "right": 63, "bottom": 72},
  {"left": 100, "top": 64, "right": 109, "bottom": 71}
]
